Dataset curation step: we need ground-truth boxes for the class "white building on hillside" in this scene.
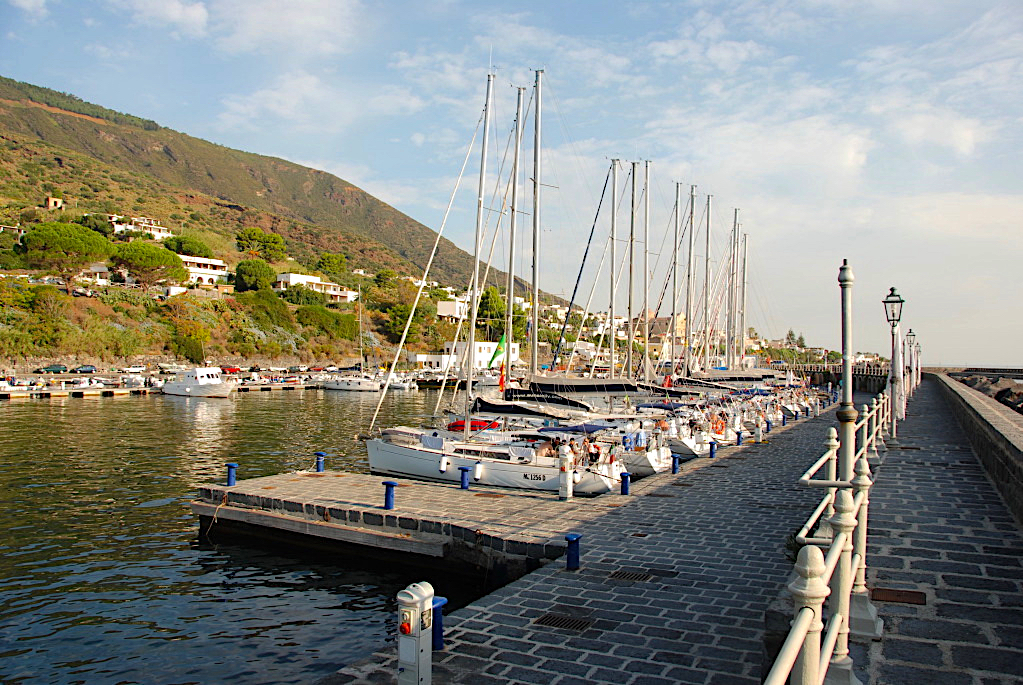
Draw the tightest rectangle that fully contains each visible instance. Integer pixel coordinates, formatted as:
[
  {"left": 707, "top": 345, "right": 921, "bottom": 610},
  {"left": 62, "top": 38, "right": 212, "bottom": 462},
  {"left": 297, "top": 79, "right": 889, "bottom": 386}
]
[
  {"left": 273, "top": 273, "right": 359, "bottom": 303},
  {"left": 110, "top": 216, "right": 175, "bottom": 241},
  {"left": 411, "top": 340, "right": 521, "bottom": 370},
  {"left": 180, "top": 255, "right": 229, "bottom": 285},
  {"left": 436, "top": 298, "right": 469, "bottom": 322}
]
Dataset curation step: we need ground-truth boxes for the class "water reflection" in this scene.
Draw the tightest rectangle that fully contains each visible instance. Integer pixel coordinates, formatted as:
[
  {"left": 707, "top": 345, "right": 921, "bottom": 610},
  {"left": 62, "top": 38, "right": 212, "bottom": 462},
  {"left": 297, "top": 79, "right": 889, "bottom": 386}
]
[{"left": 0, "top": 390, "right": 471, "bottom": 685}]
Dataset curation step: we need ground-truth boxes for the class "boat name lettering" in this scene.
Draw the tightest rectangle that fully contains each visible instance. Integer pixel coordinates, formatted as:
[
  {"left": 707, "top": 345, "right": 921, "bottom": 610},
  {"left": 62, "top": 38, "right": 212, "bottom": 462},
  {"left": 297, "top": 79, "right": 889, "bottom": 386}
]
[{"left": 523, "top": 473, "right": 545, "bottom": 481}]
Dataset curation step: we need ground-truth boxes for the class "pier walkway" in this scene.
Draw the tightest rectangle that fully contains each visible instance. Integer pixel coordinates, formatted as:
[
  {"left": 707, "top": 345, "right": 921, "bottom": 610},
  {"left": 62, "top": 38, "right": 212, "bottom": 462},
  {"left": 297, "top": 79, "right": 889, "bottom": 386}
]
[{"left": 325, "top": 377, "right": 1023, "bottom": 684}]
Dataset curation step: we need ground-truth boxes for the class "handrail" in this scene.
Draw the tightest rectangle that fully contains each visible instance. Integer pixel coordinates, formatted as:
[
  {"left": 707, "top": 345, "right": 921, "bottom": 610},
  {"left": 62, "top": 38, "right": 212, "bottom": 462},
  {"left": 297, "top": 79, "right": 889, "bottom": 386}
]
[
  {"left": 817, "top": 614, "right": 843, "bottom": 685},
  {"left": 763, "top": 607, "right": 815, "bottom": 685}
]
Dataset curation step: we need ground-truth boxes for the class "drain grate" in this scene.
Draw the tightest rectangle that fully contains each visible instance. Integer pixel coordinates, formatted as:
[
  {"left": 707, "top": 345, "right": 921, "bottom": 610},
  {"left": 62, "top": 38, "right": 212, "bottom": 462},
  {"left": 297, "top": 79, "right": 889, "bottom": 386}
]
[
  {"left": 608, "top": 569, "right": 654, "bottom": 582},
  {"left": 645, "top": 493, "right": 675, "bottom": 498},
  {"left": 872, "top": 588, "right": 926, "bottom": 605},
  {"left": 533, "top": 613, "right": 595, "bottom": 631},
  {"left": 672, "top": 482, "right": 693, "bottom": 487},
  {"left": 631, "top": 533, "right": 649, "bottom": 537},
  {"left": 473, "top": 493, "right": 505, "bottom": 498}
]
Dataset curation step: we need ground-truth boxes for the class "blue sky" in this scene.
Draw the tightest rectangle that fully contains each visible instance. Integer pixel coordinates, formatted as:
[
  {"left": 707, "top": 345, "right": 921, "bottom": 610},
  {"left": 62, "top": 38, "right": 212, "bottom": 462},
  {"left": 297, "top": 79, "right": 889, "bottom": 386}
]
[{"left": 2, "top": 0, "right": 1021, "bottom": 366}]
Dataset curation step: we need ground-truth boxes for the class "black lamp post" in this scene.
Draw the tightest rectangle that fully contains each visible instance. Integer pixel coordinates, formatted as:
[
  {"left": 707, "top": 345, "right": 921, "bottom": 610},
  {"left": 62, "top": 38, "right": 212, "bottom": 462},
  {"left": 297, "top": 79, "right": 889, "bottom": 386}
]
[{"left": 882, "top": 287, "right": 904, "bottom": 441}]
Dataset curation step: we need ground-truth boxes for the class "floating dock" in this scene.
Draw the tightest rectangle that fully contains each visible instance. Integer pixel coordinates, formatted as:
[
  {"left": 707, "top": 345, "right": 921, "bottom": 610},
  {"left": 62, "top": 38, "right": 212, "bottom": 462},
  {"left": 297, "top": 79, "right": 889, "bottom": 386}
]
[{"left": 0, "top": 382, "right": 324, "bottom": 400}]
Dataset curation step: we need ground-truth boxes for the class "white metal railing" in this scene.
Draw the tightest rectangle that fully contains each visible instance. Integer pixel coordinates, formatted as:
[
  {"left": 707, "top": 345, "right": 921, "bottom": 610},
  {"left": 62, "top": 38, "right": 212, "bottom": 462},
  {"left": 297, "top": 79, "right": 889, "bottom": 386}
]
[{"left": 765, "top": 393, "right": 890, "bottom": 685}]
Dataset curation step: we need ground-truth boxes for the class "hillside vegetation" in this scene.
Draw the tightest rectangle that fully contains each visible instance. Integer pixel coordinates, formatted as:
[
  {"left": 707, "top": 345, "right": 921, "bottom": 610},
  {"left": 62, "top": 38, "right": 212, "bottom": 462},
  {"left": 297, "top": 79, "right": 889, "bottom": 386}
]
[{"left": 0, "top": 75, "right": 486, "bottom": 286}]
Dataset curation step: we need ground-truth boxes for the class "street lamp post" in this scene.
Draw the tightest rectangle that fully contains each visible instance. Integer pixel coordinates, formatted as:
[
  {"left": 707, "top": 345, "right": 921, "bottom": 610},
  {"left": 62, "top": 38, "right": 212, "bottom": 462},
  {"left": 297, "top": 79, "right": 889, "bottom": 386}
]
[
  {"left": 883, "top": 287, "right": 904, "bottom": 442},
  {"left": 905, "top": 329, "right": 916, "bottom": 396}
]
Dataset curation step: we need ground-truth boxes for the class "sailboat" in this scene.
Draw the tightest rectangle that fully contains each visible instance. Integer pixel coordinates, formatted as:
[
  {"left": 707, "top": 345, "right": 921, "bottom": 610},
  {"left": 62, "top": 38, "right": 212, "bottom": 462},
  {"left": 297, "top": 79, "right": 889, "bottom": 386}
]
[
  {"left": 324, "top": 285, "right": 380, "bottom": 392},
  {"left": 366, "top": 71, "right": 624, "bottom": 495}
]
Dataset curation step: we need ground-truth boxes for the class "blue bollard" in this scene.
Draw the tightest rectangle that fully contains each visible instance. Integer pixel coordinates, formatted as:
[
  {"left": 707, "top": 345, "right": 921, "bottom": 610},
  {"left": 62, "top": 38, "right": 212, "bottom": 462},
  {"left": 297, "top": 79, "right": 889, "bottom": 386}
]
[
  {"left": 458, "top": 466, "right": 472, "bottom": 490},
  {"left": 804, "top": 406, "right": 811, "bottom": 418},
  {"left": 736, "top": 430, "right": 743, "bottom": 446},
  {"left": 620, "top": 472, "right": 631, "bottom": 495},
  {"left": 315, "top": 451, "right": 326, "bottom": 472},
  {"left": 766, "top": 419, "right": 773, "bottom": 433},
  {"left": 432, "top": 596, "right": 448, "bottom": 650},
  {"left": 565, "top": 532, "right": 582, "bottom": 570},
  {"left": 671, "top": 455, "right": 681, "bottom": 474},
  {"left": 782, "top": 413, "right": 787, "bottom": 426},
  {"left": 709, "top": 441, "right": 717, "bottom": 459},
  {"left": 382, "top": 481, "right": 397, "bottom": 510},
  {"left": 226, "top": 462, "right": 238, "bottom": 486}
]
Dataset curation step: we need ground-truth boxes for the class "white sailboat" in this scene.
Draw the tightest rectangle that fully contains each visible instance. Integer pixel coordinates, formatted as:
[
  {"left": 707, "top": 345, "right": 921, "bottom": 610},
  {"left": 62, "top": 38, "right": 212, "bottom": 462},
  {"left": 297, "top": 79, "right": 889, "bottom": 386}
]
[{"left": 325, "top": 285, "right": 380, "bottom": 392}]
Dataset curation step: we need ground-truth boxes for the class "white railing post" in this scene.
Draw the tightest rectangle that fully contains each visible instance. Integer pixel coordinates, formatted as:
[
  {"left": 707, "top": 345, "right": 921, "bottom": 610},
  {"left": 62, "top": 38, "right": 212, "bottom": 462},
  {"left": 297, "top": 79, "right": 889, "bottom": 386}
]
[
  {"left": 824, "top": 490, "right": 861, "bottom": 685},
  {"left": 870, "top": 397, "right": 886, "bottom": 457},
  {"left": 849, "top": 451, "right": 883, "bottom": 638},
  {"left": 790, "top": 545, "right": 829, "bottom": 685},
  {"left": 817, "top": 428, "right": 839, "bottom": 539}
]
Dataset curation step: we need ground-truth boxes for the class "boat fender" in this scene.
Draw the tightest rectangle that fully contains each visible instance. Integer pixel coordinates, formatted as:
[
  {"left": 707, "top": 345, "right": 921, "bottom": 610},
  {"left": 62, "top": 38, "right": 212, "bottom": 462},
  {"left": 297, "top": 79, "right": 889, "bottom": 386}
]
[
  {"left": 473, "top": 461, "right": 483, "bottom": 481},
  {"left": 572, "top": 470, "right": 582, "bottom": 485},
  {"left": 439, "top": 456, "right": 450, "bottom": 473}
]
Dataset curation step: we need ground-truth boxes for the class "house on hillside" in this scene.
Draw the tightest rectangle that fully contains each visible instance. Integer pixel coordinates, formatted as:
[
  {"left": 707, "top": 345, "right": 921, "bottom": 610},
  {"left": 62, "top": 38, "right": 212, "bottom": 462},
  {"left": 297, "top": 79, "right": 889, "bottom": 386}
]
[
  {"left": 43, "top": 196, "right": 64, "bottom": 210},
  {"left": 180, "top": 255, "right": 228, "bottom": 285},
  {"left": 109, "top": 215, "right": 175, "bottom": 241},
  {"left": 273, "top": 273, "right": 358, "bottom": 303},
  {"left": 436, "top": 298, "right": 469, "bottom": 322},
  {"left": 0, "top": 225, "right": 26, "bottom": 242}
]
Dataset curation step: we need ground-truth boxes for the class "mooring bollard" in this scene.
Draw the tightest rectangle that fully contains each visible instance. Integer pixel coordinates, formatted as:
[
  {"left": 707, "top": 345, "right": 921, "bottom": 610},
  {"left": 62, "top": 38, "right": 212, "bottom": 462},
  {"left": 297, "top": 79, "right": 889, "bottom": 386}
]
[
  {"left": 782, "top": 413, "right": 787, "bottom": 426},
  {"left": 565, "top": 532, "right": 582, "bottom": 570},
  {"left": 620, "top": 472, "right": 631, "bottom": 495},
  {"left": 226, "top": 462, "right": 238, "bottom": 486},
  {"left": 766, "top": 418, "right": 773, "bottom": 433},
  {"left": 671, "top": 455, "right": 681, "bottom": 474},
  {"left": 383, "top": 481, "right": 398, "bottom": 510},
  {"left": 709, "top": 441, "right": 717, "bottom": 459},
  {"left": 432, "top": 596, "right": 448, "bottom": 651},
  {"left": 458, "top": 466, "right": 471, "bottom": 490},
  {"left": 736, "top": 430, "right": 744, "bottom": 446},
  {"left": 315, "top": 451, "right": 326, "bottom": 472}
]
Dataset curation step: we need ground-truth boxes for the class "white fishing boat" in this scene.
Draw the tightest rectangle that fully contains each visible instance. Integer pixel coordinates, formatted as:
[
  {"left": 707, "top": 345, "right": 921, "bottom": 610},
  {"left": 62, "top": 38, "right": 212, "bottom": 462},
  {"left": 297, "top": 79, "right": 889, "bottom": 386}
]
[{"left": 161, "top": 367, "right": 235, "bottom": 398}]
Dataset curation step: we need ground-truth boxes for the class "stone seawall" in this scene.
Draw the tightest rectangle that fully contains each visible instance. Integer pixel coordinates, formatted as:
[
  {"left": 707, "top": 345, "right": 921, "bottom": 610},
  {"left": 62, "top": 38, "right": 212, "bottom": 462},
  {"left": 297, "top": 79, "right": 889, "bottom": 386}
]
[{"left": 933, "top": 372, "right": 1023, "bottom": 527}]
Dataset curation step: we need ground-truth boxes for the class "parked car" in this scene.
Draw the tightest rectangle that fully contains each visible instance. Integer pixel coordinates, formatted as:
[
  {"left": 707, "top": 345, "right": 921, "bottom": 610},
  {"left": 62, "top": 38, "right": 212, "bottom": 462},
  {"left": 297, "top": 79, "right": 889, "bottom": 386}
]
[
  {"left": 288, "top": 365, "right": 309, "bottom": 373},
  {"left": 221, "top": 366, "right": 241, "bottom": 374},
  {"left": 34, "top": 364, "right": 68, "bottom": 374},
  {"left": 71, "top": 365, "right": 98, "bottom": 374},
  {"left": 121, "top": 365, "right": 146, "bottom": 373}
]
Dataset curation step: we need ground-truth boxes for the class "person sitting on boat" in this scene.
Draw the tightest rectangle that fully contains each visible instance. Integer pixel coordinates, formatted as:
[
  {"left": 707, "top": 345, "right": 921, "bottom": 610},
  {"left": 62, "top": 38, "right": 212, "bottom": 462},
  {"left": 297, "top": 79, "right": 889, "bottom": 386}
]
[
  {"left": 536, "top": 439, "right": 556, "bottom": 458},
  {"left": 584, "top": 438, "right": 601, "bottom": 465},
  {"left": 568, "top": 439, "right": 579, "bottom": 457}
]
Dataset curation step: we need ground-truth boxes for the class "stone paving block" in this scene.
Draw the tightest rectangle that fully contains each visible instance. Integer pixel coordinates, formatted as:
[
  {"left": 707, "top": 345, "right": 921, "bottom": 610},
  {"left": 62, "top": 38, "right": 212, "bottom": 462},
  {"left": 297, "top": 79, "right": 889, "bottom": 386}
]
[
  {"left": 882, "top": 637, "right": 944, "bottom": 665},
  {"left": 950, "top": 644, "right": 1023, "bottom": 676}
]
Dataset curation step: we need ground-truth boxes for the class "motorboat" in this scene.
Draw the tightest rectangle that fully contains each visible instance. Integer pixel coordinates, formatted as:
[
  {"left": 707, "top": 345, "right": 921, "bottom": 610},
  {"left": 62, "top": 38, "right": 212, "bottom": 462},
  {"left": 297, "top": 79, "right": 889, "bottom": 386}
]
[
  {"left": 324, "top": 374, "right": 380, "bottom": 392},
  {"left": 161, "top": 367, "right": 236, "bottom": 398}
]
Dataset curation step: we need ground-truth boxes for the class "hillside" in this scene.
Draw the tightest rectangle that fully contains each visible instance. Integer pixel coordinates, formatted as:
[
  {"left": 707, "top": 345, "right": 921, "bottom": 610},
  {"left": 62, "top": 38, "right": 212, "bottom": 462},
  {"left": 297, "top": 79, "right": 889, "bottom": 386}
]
[{"left": 0, "top": 74, "right": 491, "bottom": 288}]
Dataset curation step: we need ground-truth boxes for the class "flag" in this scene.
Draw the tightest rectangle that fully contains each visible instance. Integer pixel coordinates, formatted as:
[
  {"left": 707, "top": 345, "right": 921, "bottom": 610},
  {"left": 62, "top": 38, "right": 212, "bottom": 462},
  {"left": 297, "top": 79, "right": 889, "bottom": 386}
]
[
  {"left": 499, "top": 362, "right": 506, "bottom": 391},
  {"left": 488, "top": 334, "right": 506, "bottom": 369}
]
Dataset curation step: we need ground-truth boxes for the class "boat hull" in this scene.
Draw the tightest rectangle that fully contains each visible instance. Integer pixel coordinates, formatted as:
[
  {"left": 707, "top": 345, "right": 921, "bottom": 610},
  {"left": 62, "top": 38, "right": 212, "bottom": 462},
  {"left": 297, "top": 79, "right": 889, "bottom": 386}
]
[
  {"left": 324, "top": 378, "right": 380, "bottom": 392},
  {"left": 366, "top": 439, "right": 616, "bottom": 495},
  {"left": 162, "top": 381, "right": 235, "bottom": 398}
]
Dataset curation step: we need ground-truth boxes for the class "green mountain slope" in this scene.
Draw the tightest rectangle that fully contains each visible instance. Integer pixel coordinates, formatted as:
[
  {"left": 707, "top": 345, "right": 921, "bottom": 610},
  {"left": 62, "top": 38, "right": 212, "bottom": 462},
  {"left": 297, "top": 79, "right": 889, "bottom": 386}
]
[{"left": 0, "top": 75, "right": 481, "bottom": 286}]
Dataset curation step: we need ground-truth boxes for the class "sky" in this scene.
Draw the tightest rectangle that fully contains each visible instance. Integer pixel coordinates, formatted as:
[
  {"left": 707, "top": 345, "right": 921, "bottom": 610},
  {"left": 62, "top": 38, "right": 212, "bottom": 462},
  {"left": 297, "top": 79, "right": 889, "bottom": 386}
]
[{"left": 2, "top": 0, "right": 1021, "bottom": 366}]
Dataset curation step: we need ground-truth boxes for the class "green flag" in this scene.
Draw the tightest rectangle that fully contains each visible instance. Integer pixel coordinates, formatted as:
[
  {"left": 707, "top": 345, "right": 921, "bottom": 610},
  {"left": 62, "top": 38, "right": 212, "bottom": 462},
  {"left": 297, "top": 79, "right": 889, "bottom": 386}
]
[{"left": 488, "top": 333, "right": 506, "bottom": 368}]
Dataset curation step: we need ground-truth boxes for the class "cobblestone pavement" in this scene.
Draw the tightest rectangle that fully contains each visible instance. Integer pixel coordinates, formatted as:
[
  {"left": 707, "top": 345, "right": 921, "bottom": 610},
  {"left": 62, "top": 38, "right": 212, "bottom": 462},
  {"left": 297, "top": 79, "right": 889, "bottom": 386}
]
[
  {"left": 328, "top": 406, "right": 842, "bottom": 685},
  {"left": 326, "top": 379, "right": 1023, "bottom": 684},
  {"left": 864, "top": 379, "right": 1023, "bottom": 684}
]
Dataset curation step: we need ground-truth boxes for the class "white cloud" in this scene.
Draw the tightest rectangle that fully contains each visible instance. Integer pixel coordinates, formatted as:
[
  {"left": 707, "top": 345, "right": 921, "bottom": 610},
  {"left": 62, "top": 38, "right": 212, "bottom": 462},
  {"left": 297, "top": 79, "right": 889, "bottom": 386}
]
[
  {"left": 209, "top": 0, "right": 361, "bottom": 57},
  {"left": 7, "top": 0, "right": 47, "bottom": 19},
  {"left": 109, "top": 0, "right": 208, "bottom": 37},
  {"left": 218, "top": 70, "right": 424, "bottom": 132}
]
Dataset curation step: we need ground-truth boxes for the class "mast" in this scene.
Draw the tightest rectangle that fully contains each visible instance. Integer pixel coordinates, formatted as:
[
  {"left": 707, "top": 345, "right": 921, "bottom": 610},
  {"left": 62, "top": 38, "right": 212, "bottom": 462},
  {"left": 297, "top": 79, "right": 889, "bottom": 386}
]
[
  {"left": 726, "top": 208, "right": 738, "bottom": 369},
  {"left": 465, "top": 73, "right": 493, "bottom": 440},
  {"left": 643, "top": 160, "right": 650, "bottom": 385},
  {"left": 739, "top": 233, "right": 748, "bottom": 368},
  {"left": 702, "top": 194, "right": 711, "bottom": 370},
  {"left": 357, "top": 283, "right": 364, "bottom": 373},
  {"left": 505, "top": 86, "right": 524, "bottom": 376},
  {"left": 627, "top": 161, "right": 636, "bottom": 378},
  {"left": 672, "top": 182, "right": 680, "bottom": 380},
  {"left": 609, "top": 160, "right": 618, "bottom": 379},
  {"left": 684, "top": 184, "right": 695, "bottom": 375},
  {"left": 530, "top": 69, "right": 542, "bottom": 375}
]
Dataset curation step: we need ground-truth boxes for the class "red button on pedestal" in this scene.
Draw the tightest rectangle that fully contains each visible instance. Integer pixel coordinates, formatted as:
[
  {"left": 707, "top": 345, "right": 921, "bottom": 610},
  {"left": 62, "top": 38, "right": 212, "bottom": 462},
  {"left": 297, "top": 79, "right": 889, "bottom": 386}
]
[{"left": 399, "top": 622, "right": 412, "bottom": 635}]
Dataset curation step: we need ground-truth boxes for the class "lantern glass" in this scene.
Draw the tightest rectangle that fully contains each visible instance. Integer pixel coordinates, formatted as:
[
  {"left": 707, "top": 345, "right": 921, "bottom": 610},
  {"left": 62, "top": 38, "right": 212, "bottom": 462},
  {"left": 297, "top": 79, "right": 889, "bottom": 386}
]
[
  {"left": 906, "top": 329, "right": 916, "bottom": 345},
  {"left": 883, "top": 287, "right": 904, "bottom": 324}
]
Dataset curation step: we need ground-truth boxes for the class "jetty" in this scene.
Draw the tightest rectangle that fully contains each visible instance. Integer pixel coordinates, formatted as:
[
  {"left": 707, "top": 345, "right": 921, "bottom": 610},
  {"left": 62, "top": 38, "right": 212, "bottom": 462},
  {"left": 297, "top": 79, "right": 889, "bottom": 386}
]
[
  {"left": 191, "top": 374, "right": 1023, "bottom": 683},
  {"left": 0, "top": 381, "right": 324, "bottom": 400}
]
